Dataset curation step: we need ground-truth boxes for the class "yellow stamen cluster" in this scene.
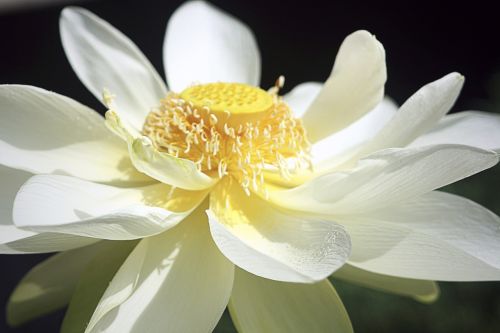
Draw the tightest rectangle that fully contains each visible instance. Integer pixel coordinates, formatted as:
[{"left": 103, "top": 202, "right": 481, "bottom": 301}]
[{"left": 142, "top": 83, "right": 310, "bottom": 194}]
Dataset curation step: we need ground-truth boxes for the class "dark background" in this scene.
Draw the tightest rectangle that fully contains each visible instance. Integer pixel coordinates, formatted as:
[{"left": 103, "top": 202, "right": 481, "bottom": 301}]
[{"left": 1, "top": 0, "right": 500, "bottom": 332}]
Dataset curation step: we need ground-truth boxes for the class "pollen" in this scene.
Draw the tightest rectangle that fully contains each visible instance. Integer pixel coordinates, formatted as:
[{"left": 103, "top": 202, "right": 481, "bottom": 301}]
[{"left": 142, "top": 82, "right": 311, "bottom": 195}]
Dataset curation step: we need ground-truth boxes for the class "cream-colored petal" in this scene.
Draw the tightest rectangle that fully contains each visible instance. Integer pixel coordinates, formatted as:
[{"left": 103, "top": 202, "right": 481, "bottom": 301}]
[
  {"left": 302, "top": 30, "right": 386, "bottom": 142},
  {"left": 229, "top": 268, "right": 353, "bottom": 333},
  {"left": 312, "top": 97, "right": 398, "bottom": 169},
  {"left": 86, "top": 205, "right": 234, "bottom": 333},
  {"left": 14, "top": 175, "right": 207, "bottom": 240},
  {"left": 0, "top": 85, "right": 149, "bottom": 185},
  {"left": 0, "top": 229, "right": 96, "bottom": 254},
  {"left": 84, "top": 239, "right": 147, "bottom": 333},
  {"left": 0, "top": 165, "right": 29, "bottom": 225},
  {"left": 207, "top": 179, "right": 351, "bottom": 283},
  {"left": 164, "top": 1, "right": 260, "bottom": 92},
  {"left": 60, "top": 7, "right": 167, "bottom": 130},
  {"left": 6, "top": 242, "right": 108, "bottom": 327},
  {"left": 61, "top": 240, "right": 137, "bottom": 333},
  {"left": 409, "top": 111, "right": 500, "bottom": 152},
  {"left": 332, "top": 264, "right": 439, "bottom": 303},
  {"left": 105, "top": 110, "right": 218, "bottom": 190},
  {"left": 0, "top": 165, "right": 96, "bottom": 254},
  {"left": 343, "top": 191, "right": 500, "bottom": 281},
  {"left": 283, "top": 82, "right": 322, "bottom": 119},
  {"left": 129, "top": 136, "right": 217, "bottom": 190},
  {"left": 261, "top": 98, "right": 398, "bottom": 189},
  {"left": 359, "top": 72, "right": 464, "bottom": 155},
  {"left": 104, "top": 109, "right": 139, "bottom": 142},
  {"left": 0, "top": 165, "right": 36, "bottom": 252},
  {"left": 269, "top": 145, "right": 498, "bottom": 215}
]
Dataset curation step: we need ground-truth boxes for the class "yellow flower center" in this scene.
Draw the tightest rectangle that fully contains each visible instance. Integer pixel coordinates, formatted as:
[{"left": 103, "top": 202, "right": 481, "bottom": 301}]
[
  {"left": 142, "top": 82, "right": 310, "bottom": 194},
  {"left": 180, "top": 82, "right": 273, "bottom": 114}
]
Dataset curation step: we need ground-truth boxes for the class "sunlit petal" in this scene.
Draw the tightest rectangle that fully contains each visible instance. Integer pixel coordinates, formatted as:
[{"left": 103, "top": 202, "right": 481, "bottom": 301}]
[
  {"left": 0, "top": 165, "right": 96, "bottom": 254},
  {"left": 85, "top": 206, "right": 234, "bottom": 333},
  {"left": 343, "top": 191, "right": 500, "bottom": 280},
  {"left": 164, "top": 1, "right": 260, "bottom": 91},
  {"left": 208, "top": 179, "right": 351, "bottom": 283},
  {"left": 302, "top": 30, "right": 386, "bottom": 142},
  {"left": 360, "top": 72, "right": 464, "bottom": 155},
  {"left": 229, "top": 268, "right": 353, "bottom": 333},
  {"left": 60, "top": 7, "right": 167, "bottom": 130},
  {"left": 409, "top": 110, "right": 500, "bottom": 152},
  {"left": 0, "top": 85, "right": 148, "bottom": 185},
  {"left": 61, "top": 241, "right": 137, "bottom": 333},
  {"left": 14, "top": 175, "right": 207, "bottom": 239},
  {"left": 269, "top": 145, "right": 498, "bottom": 215}
]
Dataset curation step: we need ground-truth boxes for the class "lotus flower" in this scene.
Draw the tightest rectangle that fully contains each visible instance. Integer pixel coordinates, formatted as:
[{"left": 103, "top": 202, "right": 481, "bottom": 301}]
[{"left": 2, "top": 1, "right": 500, "bottom": 332}]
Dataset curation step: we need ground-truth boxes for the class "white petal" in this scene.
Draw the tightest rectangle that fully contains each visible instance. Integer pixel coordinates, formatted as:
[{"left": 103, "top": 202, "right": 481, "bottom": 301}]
[
  {"left": 14, "top": 175, "right": 207, "bottom": 240},
  {"left": 409, "top": 111, "right": 500, "bottom": 152},
  {"left": 312, "top": 97, "right": 398, "bottom": 168},
  {"left": 269, "top": 145, "right": 498, "bottom": 215},
  {"left": 60, "top": 7, "right": 167, "bottom": 129},
  {"left": 164, "top": 1, "right": 260, "bottom": 91},
  {"left": 0, "top": 164, "right": 31, "bottom": 236},
  {"left": 360, "top": 72, "right": 464, "bottom": 155},
  {"left": 343, "top": 191, "right": 500, "bottom": 281},
  {"left": 262, "top": 97, "right": 397, "bottom": 188},
  {"left": 7, "top": 242, "right": 106, "bottom": 326},
  {"left": 86, "top": 206, "right": 234, "bottom": 333},
  {"left": 0, "top": 165, "right": 96, "bottom": 254},
  {"left": 230, "top": 268, "right": 352, "bottom": 333},
  {"left": 0, "top": 229, "right": 96, "bottom": 254},
  {"left": 283, "top": 82, "right": 322, "bottom": 118},
  {"left": 302, "top": 30, "right": 386, "bottom": 142},
  {"left": 129, "top": 136, "right": 217, "bottom": 190},
  {"left": 0, "top": 85, "right": 149, "bottom": 184},
  {"left": 104, "top": 110, "right": 218, "bottom": 191},
  {"left": 207, "top": 179, "right": 351, "bottom": 283},
  {"left": 61, "top": 241, "right": 137, "bottom": 333},
  {"left": 333, "top": 264, "right": 439, "bottom": 303}
]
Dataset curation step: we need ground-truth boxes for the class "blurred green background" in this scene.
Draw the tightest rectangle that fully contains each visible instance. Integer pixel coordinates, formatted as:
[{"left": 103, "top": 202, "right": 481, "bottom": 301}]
[{"left": 1, "top": 0, "right": 500, "bottom": 332}]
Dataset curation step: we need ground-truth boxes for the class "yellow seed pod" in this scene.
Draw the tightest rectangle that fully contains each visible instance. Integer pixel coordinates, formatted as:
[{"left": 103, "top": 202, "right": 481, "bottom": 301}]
[{"left": 180, "top": 83, "right": 273, "bottom": 114}]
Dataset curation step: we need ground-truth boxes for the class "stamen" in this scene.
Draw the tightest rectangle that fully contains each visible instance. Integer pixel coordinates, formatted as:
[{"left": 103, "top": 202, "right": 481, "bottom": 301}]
[{"left": 142, "top": 82, "right": 310, "bottom": 195}]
